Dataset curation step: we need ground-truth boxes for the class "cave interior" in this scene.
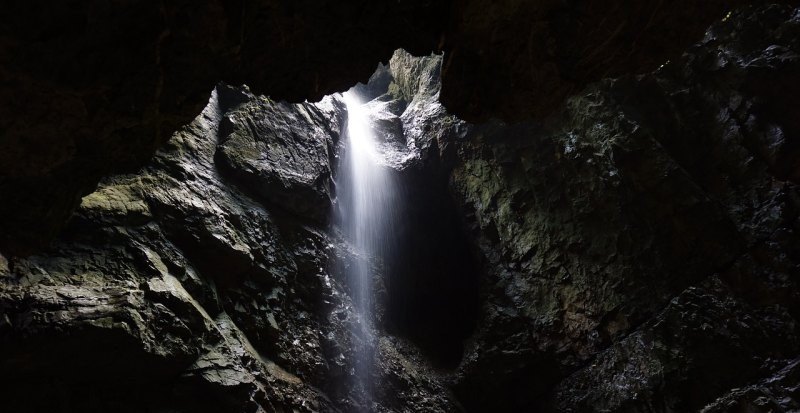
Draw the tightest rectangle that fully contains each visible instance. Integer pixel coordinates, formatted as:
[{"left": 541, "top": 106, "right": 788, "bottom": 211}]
[{"left": 2, "top": 2, "right": 800, "bottom": 413}]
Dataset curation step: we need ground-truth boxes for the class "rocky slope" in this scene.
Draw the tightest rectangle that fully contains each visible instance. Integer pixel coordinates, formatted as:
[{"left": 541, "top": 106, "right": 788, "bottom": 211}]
[{"left": 1, "top": 4, "right": 800, "bottom": 413}]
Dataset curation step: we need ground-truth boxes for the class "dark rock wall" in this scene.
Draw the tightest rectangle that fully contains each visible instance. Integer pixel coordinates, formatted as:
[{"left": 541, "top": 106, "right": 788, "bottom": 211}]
[
  {"left": 447, "top": 5, "right": 800, "bottom": 411},
  {"left": 440, "top": 0, "right": 748, "bottom": 121}
]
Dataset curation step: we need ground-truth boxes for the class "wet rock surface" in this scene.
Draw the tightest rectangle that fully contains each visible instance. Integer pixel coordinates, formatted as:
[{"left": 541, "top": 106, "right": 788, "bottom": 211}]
[
  {"left": 216, "top": 95, "right": 344, "bottom": 222},
  {"left": 0, "top": 83, "right": 458, "bottom": 412}
]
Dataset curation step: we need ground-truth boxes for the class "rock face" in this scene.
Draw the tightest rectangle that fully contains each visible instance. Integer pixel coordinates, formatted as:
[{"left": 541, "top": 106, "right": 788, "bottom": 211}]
[
  {"left": 0, "top": 83, "right": 459, "bottom": 412},
  {"left": 216, "top": 96, "right": 343, "bottom": 222},
  {"left": 446, "top": 5, "right": 800, "bottom": 411},
  {"left": 2, "top": 5, "right": 800, "bottom": 413}
]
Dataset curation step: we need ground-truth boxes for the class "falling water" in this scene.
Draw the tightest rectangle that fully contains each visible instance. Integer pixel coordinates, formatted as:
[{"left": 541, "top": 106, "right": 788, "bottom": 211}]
[{"left": 337, "top": 90, "right": 397, "bottom": 410}]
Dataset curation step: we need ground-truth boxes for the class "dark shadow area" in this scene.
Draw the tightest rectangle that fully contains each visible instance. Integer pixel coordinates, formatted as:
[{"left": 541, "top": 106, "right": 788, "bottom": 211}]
[{"left": 383, "top": 169, "right": 481, "bottom": 369}]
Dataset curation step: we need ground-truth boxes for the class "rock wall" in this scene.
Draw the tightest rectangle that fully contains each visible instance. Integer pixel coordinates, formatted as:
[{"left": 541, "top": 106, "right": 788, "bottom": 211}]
[{"left": 447, "top": 5, "right": 800, "bottom": 411}]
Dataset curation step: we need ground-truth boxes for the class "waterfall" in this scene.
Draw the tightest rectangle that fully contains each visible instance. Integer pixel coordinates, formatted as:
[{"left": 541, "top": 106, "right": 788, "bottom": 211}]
[{"left": 337, "top": 90, "right": 397, "bottom": 411}]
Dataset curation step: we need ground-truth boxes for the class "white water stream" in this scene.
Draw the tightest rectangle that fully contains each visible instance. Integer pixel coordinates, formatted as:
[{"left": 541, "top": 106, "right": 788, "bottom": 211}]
[{"left": 337, "top": 90, "right": 398, "bottom": 410}]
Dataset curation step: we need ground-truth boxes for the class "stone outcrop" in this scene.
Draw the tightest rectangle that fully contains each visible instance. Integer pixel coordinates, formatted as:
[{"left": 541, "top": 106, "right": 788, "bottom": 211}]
[{"left": 216, "top": 95, "right": 344, "bottom": 222}]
